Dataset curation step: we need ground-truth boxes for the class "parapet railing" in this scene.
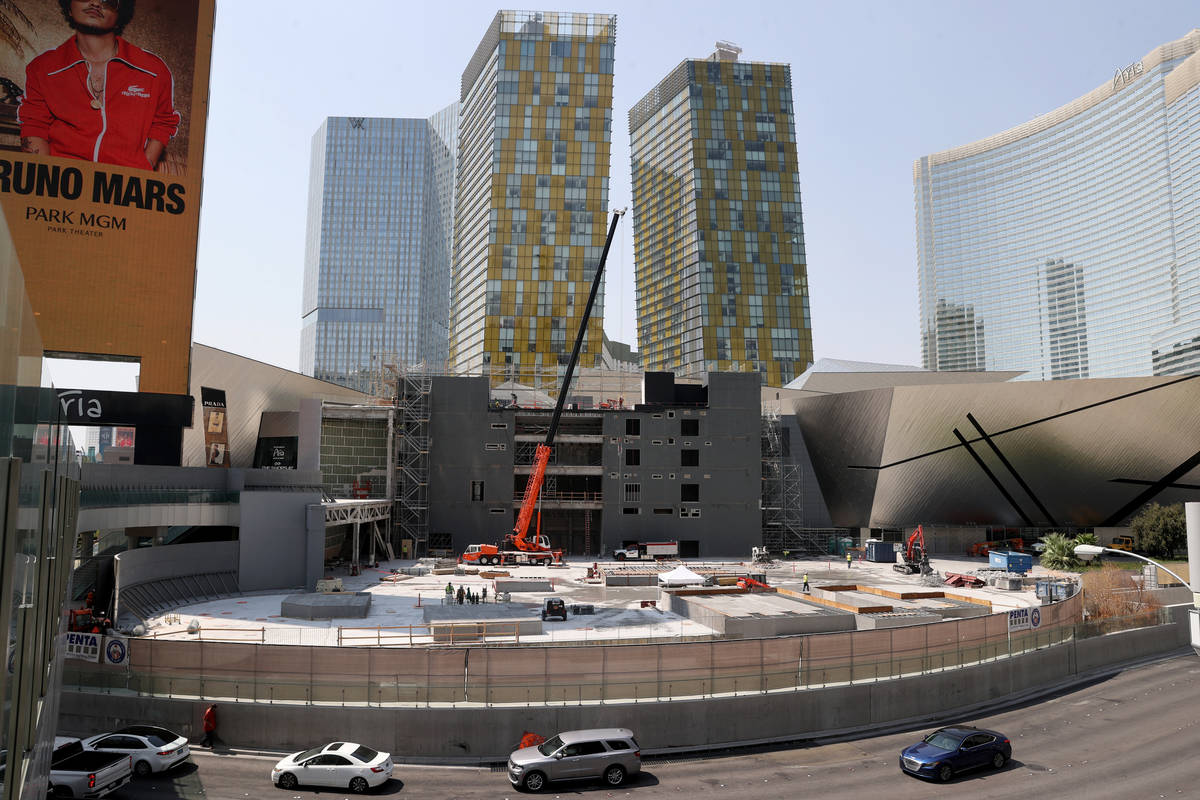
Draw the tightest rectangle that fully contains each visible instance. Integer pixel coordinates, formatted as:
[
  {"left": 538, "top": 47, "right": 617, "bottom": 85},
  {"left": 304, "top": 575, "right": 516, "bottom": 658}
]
[
  {"left": 55, "top": 593, "right": 1173, "bottom": 708},
  {"left": 79, "top": 488, "right": 239, "bottom": 508}
]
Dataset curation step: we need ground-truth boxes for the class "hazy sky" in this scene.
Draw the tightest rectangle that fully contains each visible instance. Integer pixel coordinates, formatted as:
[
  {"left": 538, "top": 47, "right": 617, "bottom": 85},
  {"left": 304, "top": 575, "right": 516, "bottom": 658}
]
[{"left": 186, "top": 0, "right": 1198, "bottom": 377}]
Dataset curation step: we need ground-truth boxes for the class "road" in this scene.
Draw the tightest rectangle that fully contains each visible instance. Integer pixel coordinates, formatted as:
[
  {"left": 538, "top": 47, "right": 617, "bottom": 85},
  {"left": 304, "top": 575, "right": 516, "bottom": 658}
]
[{"left": 113, "top": 652, "right": 1199, "bottom": 800}]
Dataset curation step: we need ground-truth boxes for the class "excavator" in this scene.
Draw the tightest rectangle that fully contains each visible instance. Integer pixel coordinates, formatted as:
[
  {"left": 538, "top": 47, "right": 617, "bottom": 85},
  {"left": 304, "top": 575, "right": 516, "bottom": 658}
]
[
  {"left": 460, "top": 209, "right": 626, "bottom": 568},
  {"left": 893, "top": 525, "right": 933, "bottom": 575}
]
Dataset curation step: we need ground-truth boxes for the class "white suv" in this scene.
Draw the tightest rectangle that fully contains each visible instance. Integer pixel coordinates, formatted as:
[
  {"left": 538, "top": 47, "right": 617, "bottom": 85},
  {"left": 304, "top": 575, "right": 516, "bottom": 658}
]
[{"left": 508, "top": 728, "right": 640, "bottom": 792}]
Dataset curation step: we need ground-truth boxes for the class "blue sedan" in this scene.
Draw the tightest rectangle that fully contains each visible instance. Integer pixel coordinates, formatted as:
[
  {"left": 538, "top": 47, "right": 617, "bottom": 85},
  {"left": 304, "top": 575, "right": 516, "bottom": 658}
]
[{"left": 899, "top": 726, "right": 1011, "bottom": 782}]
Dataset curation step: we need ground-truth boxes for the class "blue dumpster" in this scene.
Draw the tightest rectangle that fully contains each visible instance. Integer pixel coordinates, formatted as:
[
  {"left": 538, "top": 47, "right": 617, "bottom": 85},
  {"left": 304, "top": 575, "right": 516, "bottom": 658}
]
[
  {"left": 864, "top": 539, "right": 897, "bottom": 563},
  {"left": 989, "top": 550, "right": 1033, "bottom": 574}
]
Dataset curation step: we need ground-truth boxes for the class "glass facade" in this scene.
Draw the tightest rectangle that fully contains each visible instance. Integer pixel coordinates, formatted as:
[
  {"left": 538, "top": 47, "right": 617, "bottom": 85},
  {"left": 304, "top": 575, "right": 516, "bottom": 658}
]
[
  {"left": 450, "top": 11, "right": 616, "bottom": 384},
  {"left": 917, "top": 31, "right": 1200, "bottom": 379},
  {"left": 2, "top": 220, "right": 82, "bottom": 800},
  {"left": 629, "top": 56, "right": 812, "bottom": 387},
  {"left": 301, "top": 111, "right": 457, "bottom": 393}
]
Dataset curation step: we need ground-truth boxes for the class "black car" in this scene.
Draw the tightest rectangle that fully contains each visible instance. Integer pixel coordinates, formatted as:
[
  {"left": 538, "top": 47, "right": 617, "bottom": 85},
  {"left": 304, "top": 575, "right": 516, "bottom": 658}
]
[
  {"left": 899, "top": 725, "right": 1011, "bottom": 782},
  {"left": 541, "top": 598, "right": 567, "bottom": 621}
]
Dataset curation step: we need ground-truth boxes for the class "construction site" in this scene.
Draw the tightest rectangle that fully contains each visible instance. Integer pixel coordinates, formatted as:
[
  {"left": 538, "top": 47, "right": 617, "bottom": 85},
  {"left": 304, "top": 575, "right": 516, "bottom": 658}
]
[{"left": 130, "top": 551, "right": 1054, "bottom": 648}]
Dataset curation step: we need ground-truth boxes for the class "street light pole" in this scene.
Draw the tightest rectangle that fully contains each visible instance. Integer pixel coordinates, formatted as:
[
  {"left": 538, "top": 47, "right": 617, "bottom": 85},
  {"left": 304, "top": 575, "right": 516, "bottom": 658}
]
[
  {"left": 1074, "top": 541, "right": 1198, "bottom": 654},
  {"left": 1073, "top": 545, "right": 1193, "bottom": 591}
]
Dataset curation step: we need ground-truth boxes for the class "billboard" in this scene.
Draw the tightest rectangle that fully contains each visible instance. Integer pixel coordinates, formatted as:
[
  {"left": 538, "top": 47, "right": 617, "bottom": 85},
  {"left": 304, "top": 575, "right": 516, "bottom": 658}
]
[
  {"left": 200, "top": 385, "right": 229, "bottom": 467},
  {"left": 0, "top": 0, "right": 216, "bottom": 394}
]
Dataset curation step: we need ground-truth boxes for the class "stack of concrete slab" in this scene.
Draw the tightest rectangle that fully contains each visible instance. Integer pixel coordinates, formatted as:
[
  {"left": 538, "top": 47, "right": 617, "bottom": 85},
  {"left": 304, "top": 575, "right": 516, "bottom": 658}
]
[
  {"left": 422, "top": 603, "right": 542, "bottom": 641},
  {"left": 494, "top": 578, "right": 554, "bottom": 593},
  {"left": 281, "top": 592, "right": 371, "bottom": 620},
  {"left": 665, "top": 590, "right": 856, "bottom": 637}
]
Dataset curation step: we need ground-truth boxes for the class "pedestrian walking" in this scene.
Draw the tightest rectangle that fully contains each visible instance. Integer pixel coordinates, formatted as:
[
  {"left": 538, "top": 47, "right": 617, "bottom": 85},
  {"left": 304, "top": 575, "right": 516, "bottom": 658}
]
[
  {"left": 445, "top": 582, "right": 453, "bottom": 598},
  {"left": 456, "top": 587, "right": 465, "bottom": 605},
  {"left": 803, "top": 573, "right": 809, "bottom": 593},
  {"left": 200, "top": 703, "right": 217, "bottom": 748},
  {"left": 482, "top": 586, "right": 488, "bottom": 603},
  {"left": 846, "top": 551, "right": 853, "bottom": 569}
]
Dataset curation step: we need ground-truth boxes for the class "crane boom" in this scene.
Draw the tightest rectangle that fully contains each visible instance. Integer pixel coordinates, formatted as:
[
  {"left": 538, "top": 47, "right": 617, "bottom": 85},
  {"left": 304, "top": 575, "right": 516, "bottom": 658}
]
[
  {"left": 463, "top": 208, "right": 627, "bottom": 563},
  {"left": 509, "top": 208, "right": 626, "bottom": 550},
  {"left": 511, "top": 443, "right": 552, "bottom": 551}
]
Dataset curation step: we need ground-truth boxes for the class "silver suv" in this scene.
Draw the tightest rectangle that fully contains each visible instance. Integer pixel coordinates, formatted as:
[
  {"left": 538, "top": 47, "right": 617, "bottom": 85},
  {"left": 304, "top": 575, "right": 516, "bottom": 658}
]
[{"left": 508, "top": 728, "right": 640, "bottom": 792}]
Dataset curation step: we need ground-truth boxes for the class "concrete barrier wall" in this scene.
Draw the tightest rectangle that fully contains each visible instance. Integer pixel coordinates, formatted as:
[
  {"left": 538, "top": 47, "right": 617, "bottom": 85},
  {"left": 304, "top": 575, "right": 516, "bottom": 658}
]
[
  {"left": 59, "top": 607, "right": 1189, "bottom": 763},
  {"left": 115, "top": 541, "right": 239, "bottom": 587}
]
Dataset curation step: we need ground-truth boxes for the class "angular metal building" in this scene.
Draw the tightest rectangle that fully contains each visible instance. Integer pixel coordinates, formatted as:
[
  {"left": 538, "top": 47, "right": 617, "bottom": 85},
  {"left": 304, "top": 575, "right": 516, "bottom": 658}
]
[{"left": 794, "top": 374, "right": 1200, "bottom": 540}]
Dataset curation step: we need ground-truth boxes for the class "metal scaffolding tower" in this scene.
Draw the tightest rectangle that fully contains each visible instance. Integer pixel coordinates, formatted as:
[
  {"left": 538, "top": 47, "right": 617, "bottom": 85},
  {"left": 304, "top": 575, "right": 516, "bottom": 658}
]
[
  {"left": 760, "top": 411, "right": 826, "bottom": 555},
  {"left": 394, "top": 368, "right": 432, "bottom": 557}
]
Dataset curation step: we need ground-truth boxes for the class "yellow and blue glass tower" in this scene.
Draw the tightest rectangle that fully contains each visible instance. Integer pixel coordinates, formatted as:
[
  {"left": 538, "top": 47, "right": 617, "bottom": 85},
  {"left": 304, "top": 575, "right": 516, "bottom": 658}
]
[
  {"left": 629, "top": 44, "right": 812, "bottom": 387},
  {"left": 451, "top": 10, "right": 617, "bottom": 385}
]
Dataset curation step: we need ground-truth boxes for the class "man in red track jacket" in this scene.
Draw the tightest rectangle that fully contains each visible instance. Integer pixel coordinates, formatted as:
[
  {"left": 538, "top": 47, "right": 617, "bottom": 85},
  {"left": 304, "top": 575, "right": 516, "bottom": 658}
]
[{"left": 20, "top": 0, "right": 180, "bottom": 171}]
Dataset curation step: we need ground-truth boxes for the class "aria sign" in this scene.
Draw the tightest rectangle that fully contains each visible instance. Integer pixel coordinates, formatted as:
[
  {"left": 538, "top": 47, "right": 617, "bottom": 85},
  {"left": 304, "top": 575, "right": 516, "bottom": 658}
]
[{"left": 1113, "top": 60, "right": 1144, "bottom": 91}]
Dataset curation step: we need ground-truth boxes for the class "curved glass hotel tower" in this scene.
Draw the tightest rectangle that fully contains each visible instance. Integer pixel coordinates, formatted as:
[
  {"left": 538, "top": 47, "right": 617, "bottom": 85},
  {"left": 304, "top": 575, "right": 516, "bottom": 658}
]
[{"left": 916, "top": 30, "right": 1200, "bottom": 379}]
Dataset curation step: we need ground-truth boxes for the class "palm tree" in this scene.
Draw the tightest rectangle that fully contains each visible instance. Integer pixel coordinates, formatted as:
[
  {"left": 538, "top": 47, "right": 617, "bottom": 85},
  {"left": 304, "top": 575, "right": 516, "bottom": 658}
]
[{"left": 1039, "top": 532, "right": 1081, "bottom": 571}]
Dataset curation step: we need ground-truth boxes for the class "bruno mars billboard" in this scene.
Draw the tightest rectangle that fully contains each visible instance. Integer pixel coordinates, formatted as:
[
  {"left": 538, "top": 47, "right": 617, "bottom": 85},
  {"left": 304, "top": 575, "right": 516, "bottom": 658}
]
[{"left": 0, "top": 0, "right": 215, "bottom": 394}]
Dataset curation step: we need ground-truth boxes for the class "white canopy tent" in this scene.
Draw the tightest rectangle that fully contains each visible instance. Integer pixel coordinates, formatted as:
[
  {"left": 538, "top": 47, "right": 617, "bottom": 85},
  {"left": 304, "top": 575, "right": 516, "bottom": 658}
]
[{"left": 658, "top": 565, "right": 706, "bottom": 586}]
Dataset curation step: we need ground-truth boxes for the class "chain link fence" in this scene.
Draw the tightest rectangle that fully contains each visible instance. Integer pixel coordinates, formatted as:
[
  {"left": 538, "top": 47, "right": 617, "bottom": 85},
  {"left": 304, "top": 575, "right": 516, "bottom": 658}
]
[{"left": 60, "top": 593, "right": 1173, "bottom": 708}]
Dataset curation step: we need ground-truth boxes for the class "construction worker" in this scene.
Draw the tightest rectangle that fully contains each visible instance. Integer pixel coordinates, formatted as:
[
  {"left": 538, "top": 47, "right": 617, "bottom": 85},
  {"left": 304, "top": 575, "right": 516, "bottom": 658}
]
[
  {"left": 482, "top": 586, "right": 488, "bottom": 603},
  {"left": 200, "top": 704, "right": 217, "bottom": 748},
  {"left": 846, "top": 551, "right": 853, "bottom": 569},
  {"left": 445, "top": 582, "right": 453, "bottom": 602},
  {"left": 803, "top": 573, "right": 810, "bottom": 593}
]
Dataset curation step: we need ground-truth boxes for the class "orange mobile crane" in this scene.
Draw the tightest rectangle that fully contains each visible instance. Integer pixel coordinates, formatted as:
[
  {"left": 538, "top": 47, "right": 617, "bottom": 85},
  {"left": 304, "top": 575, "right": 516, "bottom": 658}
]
[{"left": 460, "top": 209, "right": 626, "bottom": 568}]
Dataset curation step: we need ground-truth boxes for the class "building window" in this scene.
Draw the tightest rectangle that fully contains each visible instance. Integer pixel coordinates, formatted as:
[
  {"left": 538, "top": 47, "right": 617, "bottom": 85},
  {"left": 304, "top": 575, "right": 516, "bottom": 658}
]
[
  {"left": 652, "top": 439, "right": 663, "bottom": 445},
  {"left": 490, "top": 422, "right": 508, "bottom": 429},
  {"left": 653, "top": 507, "right": 673, "bottom": 515},
  {"left": 625, "top": 449, "right": 640, "bottom": 466},
  {"left": 626, "top": 418, "right": 640, "bottom": 435},
  {"left": 623, "top": 507, "right": 640, "bottom": 515},
  {"left": 681, "top": 450, "right": 699, "bottom": 467},
  {"left": 690, "top": 508, "right": 702, "bottom": 518},
  {"left": 681, "top": 419, "right": 699, "bottom": 436},
  {"left": 484, "top": 442, "right": 506, "bottom": 451},
  {"left": 489, "top": 508, "right": 506, "bottom": 515},
  {"left": 471, "top": 481, "right": 484, "bottom": 501},
  {"left": 624, "top": 483, "right": 641, "bottom": 502},
  {"left": 681, "top": 483, "right": 699, "bottom": 502}
]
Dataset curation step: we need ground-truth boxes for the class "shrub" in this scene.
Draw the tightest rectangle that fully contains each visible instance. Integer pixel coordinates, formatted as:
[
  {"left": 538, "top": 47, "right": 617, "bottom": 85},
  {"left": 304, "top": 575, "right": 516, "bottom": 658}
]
[
  {"left": 1082, "top": 564, "right": 1161, "bottom": 620},
  {"left": 1129, "top": 503, "right": 1185, "bottom": 559}
]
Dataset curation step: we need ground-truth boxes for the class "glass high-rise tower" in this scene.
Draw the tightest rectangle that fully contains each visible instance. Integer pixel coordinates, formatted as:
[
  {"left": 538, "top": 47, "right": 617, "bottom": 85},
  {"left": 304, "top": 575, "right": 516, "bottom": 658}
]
[
  {"left": 450, "top": 10, "right": 616, "bottom": 384},
  {"left": 629, "top": 44, "right": 812, "bottom": 387},
  {"left": 301, "top": 110, "right": 458, "bottom": 392},
  {"left": 916, "top": 30, "right": 1200, "bottom": 379}
]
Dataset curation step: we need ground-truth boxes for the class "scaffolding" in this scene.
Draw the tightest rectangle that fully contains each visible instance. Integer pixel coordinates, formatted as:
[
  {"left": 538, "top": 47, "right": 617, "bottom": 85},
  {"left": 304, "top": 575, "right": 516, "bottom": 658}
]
[
  {"left": 369, "top": 356, "right": 436, "bottom": 559},
  {"left": 760, "top": 410, "right": 826, "bottom": 555}
]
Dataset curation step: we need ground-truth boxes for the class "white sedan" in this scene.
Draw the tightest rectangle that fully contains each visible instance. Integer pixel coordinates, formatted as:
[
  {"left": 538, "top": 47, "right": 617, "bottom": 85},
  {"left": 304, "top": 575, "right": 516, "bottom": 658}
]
[
  {"left": 271, "top": 742, "right": 393, "bottom": 793},
  {"left": 82, "top": 726, "right": 190, "bottom": 777}
]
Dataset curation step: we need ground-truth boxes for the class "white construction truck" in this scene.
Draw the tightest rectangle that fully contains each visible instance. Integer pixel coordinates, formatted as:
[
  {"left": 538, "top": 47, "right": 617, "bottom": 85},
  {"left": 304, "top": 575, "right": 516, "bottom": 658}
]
[{"left": 612, "top": 541, "right": 679, "bottom": 561}]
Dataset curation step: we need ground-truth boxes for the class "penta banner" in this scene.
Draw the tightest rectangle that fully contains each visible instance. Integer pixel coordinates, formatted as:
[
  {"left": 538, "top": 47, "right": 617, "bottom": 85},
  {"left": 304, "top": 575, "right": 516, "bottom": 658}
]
[
  {"left": 1007, "top": 606, "right": 1042, "bottom": 633},
  {"left": 0, "top": 0, "right": 216, "bottom": 394},
  {"left": 64, "top": 631, "right": 100, "bottom": 662}
]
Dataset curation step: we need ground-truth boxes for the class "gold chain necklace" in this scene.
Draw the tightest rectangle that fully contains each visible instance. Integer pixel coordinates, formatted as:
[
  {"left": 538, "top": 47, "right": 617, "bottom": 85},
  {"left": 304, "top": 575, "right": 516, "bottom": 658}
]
[{"left": 83, "top": 42, "right": 118, "bottom": 110}]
